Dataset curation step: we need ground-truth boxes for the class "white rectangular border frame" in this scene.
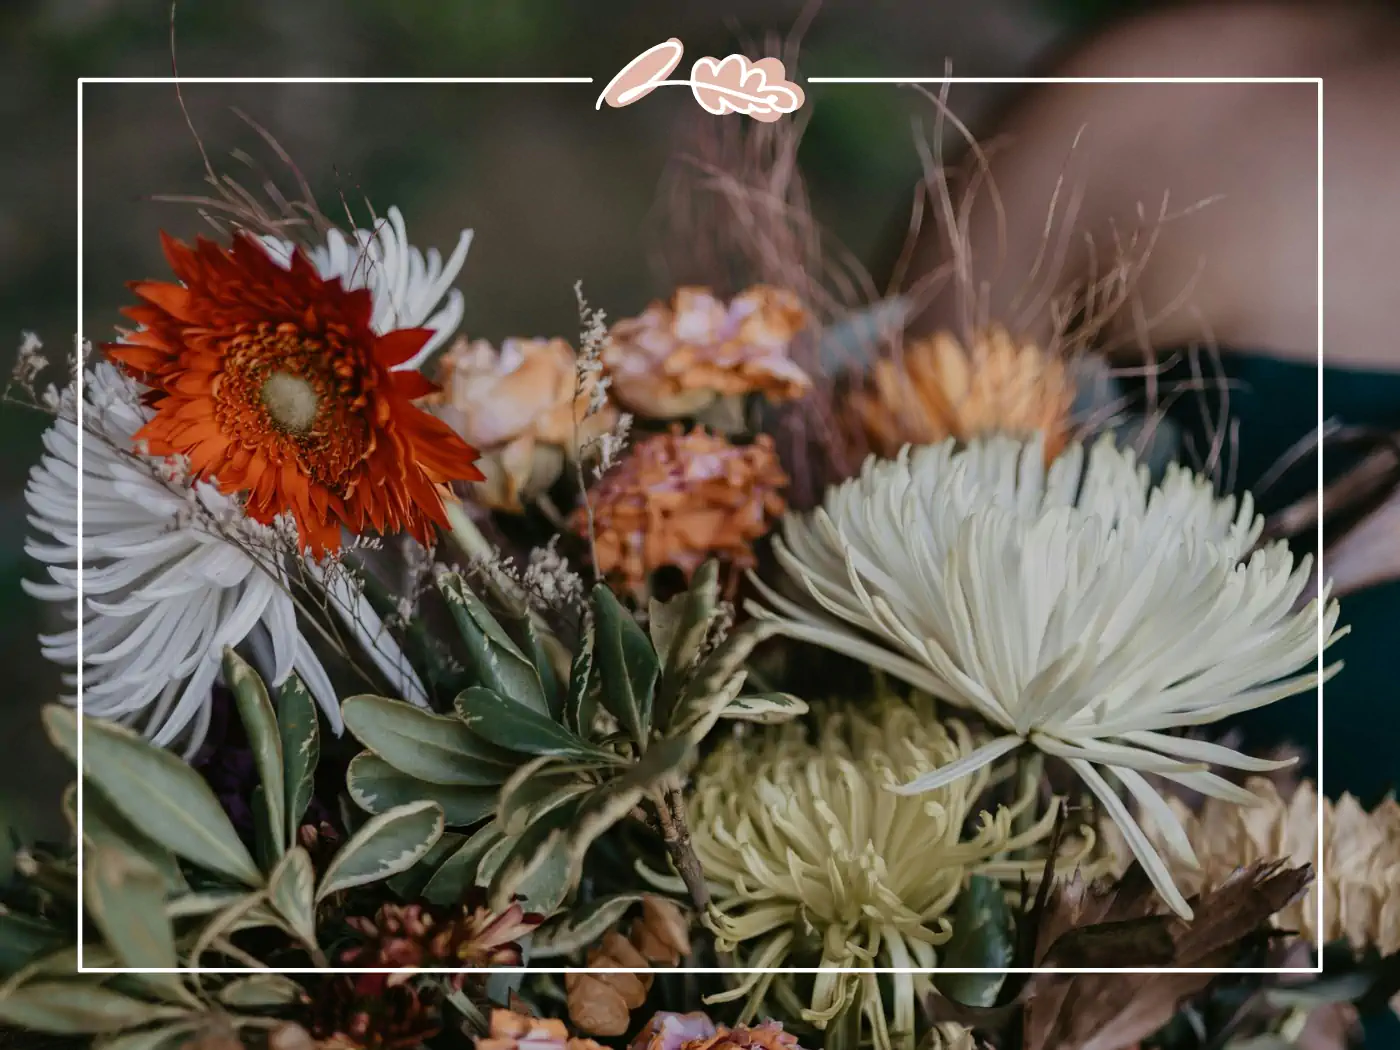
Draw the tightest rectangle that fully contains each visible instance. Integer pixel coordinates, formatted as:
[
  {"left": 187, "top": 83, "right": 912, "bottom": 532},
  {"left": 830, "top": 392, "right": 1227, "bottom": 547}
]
[{"left": 73, "top": 72, "right": 1321, "bottom": 980}]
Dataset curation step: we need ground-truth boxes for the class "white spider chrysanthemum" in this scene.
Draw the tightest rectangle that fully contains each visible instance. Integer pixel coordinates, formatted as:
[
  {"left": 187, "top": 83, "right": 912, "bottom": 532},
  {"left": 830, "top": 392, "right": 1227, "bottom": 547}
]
[
  {"left": 24, "top": 362, "right": 427, "bottom": 757},
  {"left": 748, "top": 434, "right": 1345, "bottom": 919},
  {"left": 262, "top": 205, "right": 473, "bottom": 370}
]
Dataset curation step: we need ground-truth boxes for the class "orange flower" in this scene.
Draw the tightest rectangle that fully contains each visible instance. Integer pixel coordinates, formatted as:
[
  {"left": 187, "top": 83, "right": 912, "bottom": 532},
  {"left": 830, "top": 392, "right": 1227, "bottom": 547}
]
[
  {"left": 606, "top": 286, "right": 811, "bottom": 418},
  {"left": 105, "top": 232, "right": 484, "bottom": 555},
  {"left": 573, "top": 427, "right": 788, "bottom": 597},
  {"left": 846, "top": 326, "right": 1073, "bottom": 462},
  {"left": 428, "top": 336, "right": 617, "bottom": 512}
]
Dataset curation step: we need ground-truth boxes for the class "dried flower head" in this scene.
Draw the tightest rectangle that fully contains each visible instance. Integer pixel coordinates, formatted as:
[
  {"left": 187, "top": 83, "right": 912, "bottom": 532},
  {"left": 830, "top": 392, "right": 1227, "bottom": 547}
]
[
  {"left": 844, "top": 327, "right": 1073, "bottom": 461},
  {"left": 307, "top": 976, "right": 440, "bottom": 1050},
  {"left": 630, "top": 1015, "right": 808, "bottom": 1050},
  {"left": 751, "top": 434, "right": 1343, "bottom": 920},
  {"left": 476, "top": 1009, "right": 607, "bottom": 1050},
  {"left": 429, "top": 336, "right": 618, "bottom": 511},
  {"left": 1114, "top": 778, "right": 1400, "bottom": 957},
  {"left": 688, "top": 693, "right": 1067, "bottom": 1050},
  {"left": 574, "top": 426, "right": 788, "bottom": 598},
  {"left": 606, "top": 286, "right": 811, "bottom": 418},
  {"left": 340, "top": 897, "right": 541, "bottom": 989},
  {"left": 106, "top": 232, "right": 484, "bottom": 554}
]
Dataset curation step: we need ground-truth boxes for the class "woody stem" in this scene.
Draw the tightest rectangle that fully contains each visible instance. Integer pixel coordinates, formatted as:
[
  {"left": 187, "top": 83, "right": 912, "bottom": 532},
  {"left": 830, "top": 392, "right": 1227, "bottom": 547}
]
[{"left": 653, "top": 786, "right": 710, "bottom": 912}]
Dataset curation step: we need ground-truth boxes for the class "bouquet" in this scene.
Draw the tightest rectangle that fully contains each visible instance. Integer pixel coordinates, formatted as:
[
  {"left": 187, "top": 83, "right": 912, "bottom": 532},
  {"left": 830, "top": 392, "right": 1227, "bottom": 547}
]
[{"left": 3, "top": 82, "right": 1397, "bottom": 1050}]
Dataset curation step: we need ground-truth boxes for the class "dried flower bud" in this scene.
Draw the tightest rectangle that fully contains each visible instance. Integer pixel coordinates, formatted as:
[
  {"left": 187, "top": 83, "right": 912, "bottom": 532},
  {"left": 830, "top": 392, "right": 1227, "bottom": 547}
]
[
  {"left": 630, "top": 896, "right": 692, "bottom": 966},
  {"left": 566, "top": 930, "right": 656, "bottom": 1036},
  {"left": 606, "top": 286, "right": 811, "bottom": 419},
  {"left": 575, "top": 426, "right": 788, "bottom": 598}
]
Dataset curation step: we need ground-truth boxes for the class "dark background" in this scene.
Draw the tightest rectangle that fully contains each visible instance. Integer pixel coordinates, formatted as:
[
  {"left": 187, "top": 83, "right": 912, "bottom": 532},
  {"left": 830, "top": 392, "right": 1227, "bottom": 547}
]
[{"left": 0, "top": 0, "right": 1175, "bottom": 861}]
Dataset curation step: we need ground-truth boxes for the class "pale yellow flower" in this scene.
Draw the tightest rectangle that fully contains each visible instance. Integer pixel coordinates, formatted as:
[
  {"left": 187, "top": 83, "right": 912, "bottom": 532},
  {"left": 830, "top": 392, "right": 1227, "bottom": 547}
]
[{"left": 685, "top": 694, "right": 1072, "bottom": 1050}]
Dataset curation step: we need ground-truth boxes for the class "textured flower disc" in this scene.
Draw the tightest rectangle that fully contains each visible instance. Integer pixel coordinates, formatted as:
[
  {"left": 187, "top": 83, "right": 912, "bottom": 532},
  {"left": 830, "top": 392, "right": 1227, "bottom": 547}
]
[{"left": 106, "top": 232, "right": 484, "bottom": 554}]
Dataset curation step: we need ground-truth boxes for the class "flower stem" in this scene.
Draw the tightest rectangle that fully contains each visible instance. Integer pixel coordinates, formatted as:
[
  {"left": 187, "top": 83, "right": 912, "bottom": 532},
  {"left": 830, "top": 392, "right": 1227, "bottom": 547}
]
[{"left": 653, "top": 785, "right": 710, "bottom": 912}]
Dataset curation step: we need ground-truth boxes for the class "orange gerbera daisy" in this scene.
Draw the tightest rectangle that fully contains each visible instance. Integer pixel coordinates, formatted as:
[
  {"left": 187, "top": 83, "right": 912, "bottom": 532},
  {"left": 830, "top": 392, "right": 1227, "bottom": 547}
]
[{"left": 105, "top": 232, "right": 484, "bottom": 554}]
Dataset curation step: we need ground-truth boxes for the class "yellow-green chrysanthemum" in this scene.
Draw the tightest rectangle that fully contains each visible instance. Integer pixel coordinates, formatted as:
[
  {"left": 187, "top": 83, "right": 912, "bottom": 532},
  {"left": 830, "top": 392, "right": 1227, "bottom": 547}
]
[{"left": 686, "top": 694, "right": 1082, "bottom": 1050}]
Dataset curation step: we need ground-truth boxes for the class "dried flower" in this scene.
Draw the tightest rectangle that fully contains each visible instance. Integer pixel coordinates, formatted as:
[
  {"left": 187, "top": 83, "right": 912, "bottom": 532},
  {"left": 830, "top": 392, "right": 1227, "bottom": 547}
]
[
  {"left": 340, "top": 897, "right": 542, "bottom": 989},
  {"left": 476, "top": 1009, "right": 607, "bottom": 1050},
  {"left": 1114, "top": 778, "right": 1400, "bottom": 957},
  {"left": 750, "top": 434, "right": 1343, "bottom": 920},
  {"left": 307, "top": 976, "right": 440, "bottom": 1050},
  {"left": 630, "top": 895, "right": 692, "bottom": 966},
  {"left": 688, "top": 693, "right": 1068, "bottom": 1050},
  {"left": 106, "top": 232, "right": 483, "bottom": 554},
  {"left": 845, "top": 327, "right": 1073, "bottom": 461},
  {"left": 630, "top": 1012, "right": 718, "bottom": 1050},
  {"left": 631, "top": 1016, "right": 808, "bottom": 1050},
  {"left": 429, "top": 336, "right": 618, "bottom": 511},
  {"left": 606, "top": 286, "right": 811, "bottom": 418},
  {"left": 566, "top": 930, "right": 653, "bottom": 1036},
  {"left": 575, "top": 426, "right": 788, "bottom": 598}
]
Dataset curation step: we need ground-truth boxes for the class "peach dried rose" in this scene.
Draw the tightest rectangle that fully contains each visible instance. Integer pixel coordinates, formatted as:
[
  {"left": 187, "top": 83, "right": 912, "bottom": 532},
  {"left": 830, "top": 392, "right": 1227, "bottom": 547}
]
[
  {"left": 573, "top": 426, "right": 788, "bottom": 598},
  {"left": 429, "top": 336, "right": 617, "bottom": 512},
  {"left": 475, "top": 1009, "right": 608, "bottom": 1050},
  {"left": 631, "top": 1017, "right": 806, "bottom": 1050},
  {"left": 606, "top": 286, "right": 811, "bottom": 418},
  {"left": 845, "top": 326, "right": 1073, "bottom": 462}
]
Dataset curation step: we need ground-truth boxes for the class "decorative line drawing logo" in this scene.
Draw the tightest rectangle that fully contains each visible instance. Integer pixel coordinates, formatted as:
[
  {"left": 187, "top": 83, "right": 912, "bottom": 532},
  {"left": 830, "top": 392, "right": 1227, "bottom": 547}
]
[{"left": 597, "top": 38, "right": 805, "bottom": 122}]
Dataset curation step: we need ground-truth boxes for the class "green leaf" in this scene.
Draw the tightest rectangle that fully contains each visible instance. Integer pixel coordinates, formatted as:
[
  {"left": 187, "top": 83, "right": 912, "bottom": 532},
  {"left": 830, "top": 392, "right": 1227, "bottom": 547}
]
[
  {"left": 164, "top": 892, "right": 247, "bottom": 920},
  {"left": 719, "top": 692, "right": 809, "bottom": 724},
  {"left": 487, "top": 796, "right": 581, "bottom": 915},
  {"left": 341, "top": 694, "right": 515, "bottom": 786},
  {"left": 495, "top": 757, "right": 591, "bottom": 837},
  {"left": 347, "top": 752, "right": 498, "bottom": 827},
  {"left": 43, "top": 706, "right": 262, "bottom": 888},
  {"left": 94, "top": 1022, "right": 200, "bottom": 1050},
  {"left": 423, "top": 823, "right": 505, "bottom": 906},
  {"left": 439, "top": 573, "right": 549, "bottom": 714},
  {"left": 386, "top": 832, "right": 466, "bottom": 900},
  {"left": 688, "top": 620, "right": 774, "bottom": 701},
  {"left": 217, "top": 972, "right": 306, "bottom": 1007},
  {"left": 0, "top": 982, "right": 186, "bottom": 1034},
  {"left": 0, "top": 914, "right": 66, "bottom": 977},
  {"left": 80, "top": 784, "right": 186, "bottom": 895},
  {"left": 649, "top": 560, "right": 719, "bottom": 730},
  {"left": 564, "top": 616, "right": 598, "bottom": 738},
  {"left": 251, "top": 785, "right": 277, "bottom": 874},
  {"left": 82, "top": 845, "right": 178, "bottom": 972},
  {"left": 591, "top": 584, "right": 659, "bottom": 745},
  {"left": 316, "top": 800, "right": 445, "bottom": 901},
  {"left": 933, "top": 875, "right": 1014, "bottom": 1007},
  {"left": 530, "top": 894, "right": 644, "bottom": 958},
  {"left": 223, "top": 648, "right": 285, "bottom": 860},
  {"left": 455, "top": 686, "right": 617, "bottom": 763},
  {"left": 506, "top": 611, "right": 566, "bottom": 720},
  {"left": 276, "top": 674, "right": 320, "bottom": 841},
  {"left": 266, "top": 848, "right": 318, "bottom": 953}
]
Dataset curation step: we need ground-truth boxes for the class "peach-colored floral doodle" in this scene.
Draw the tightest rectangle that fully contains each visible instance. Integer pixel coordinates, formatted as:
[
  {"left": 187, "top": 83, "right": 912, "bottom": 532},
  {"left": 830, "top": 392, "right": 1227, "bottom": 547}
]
[{"left": 597, "top": 39, "right": 804, "bottom": 122}]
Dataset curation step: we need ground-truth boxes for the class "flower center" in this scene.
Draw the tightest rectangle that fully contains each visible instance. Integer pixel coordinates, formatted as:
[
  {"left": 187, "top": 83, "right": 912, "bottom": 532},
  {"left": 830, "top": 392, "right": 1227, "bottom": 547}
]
[{"left": 260, "top": 371, "right": 320, "bottom": 433}]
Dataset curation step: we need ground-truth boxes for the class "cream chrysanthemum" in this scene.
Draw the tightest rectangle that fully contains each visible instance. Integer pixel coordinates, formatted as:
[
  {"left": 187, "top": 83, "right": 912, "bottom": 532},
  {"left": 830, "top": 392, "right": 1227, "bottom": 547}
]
[
  {"left": 263, "top": 205, "right": 473, "bottom": 370},
  {"left": 24, "top": 363, "right": 426, "bottom": 756},
  {"left": 748, "top": 434, "right": 1345, "bottom": 919},
  {"left": 1114, "top": 778, "right": 1400, "bottom": 957},
  {"left": 687, "top": 695, "right": 1066, "bottom": 1050}
]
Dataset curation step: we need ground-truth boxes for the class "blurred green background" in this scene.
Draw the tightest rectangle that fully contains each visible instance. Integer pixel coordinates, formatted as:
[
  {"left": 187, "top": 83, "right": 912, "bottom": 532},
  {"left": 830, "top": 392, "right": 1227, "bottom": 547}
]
[{"left": 0, "top": 0, "right": 1144, "bottom": 854}]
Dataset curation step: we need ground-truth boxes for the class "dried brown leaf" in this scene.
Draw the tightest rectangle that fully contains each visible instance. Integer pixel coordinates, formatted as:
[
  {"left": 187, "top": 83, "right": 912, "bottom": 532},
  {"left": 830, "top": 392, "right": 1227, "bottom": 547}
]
[{"left": 1023, "top": 861, "right": 1313, "bottom": 1050}]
